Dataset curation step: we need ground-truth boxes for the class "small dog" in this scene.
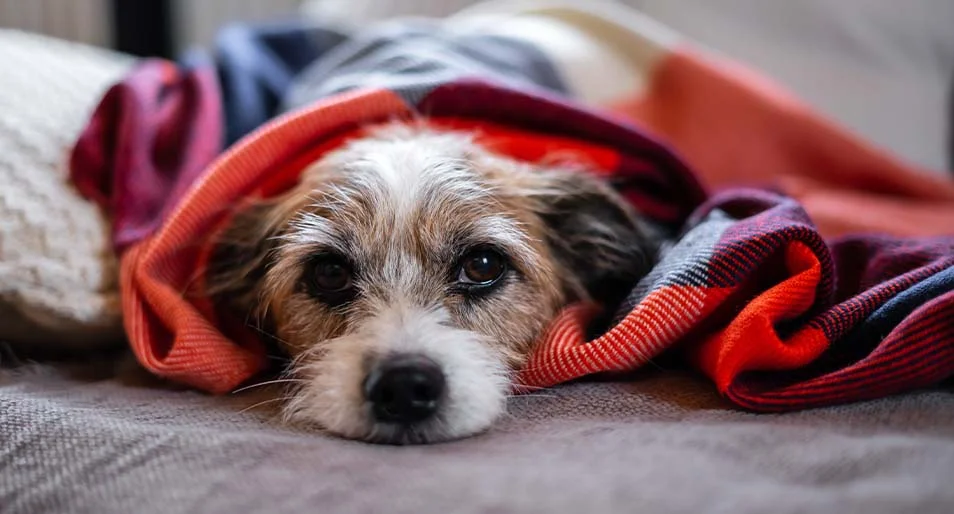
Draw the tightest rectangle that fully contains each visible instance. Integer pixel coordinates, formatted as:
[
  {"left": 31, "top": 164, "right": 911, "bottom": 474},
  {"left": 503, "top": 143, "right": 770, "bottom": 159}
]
[{"left": 208, "top": 123, "right": 659, "bottom": 444}]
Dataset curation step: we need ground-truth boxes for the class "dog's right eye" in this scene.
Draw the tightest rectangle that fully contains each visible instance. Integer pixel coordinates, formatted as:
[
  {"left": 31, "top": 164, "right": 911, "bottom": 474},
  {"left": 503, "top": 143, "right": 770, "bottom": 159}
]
[
  {"left": 459, "top": 250, "right": 506, "bottom": 285},
  {"left": 305, "top": 254, "right": 354, "bottom": 303},
  {"left": 455, "top": 248, "right": 509, "bottom": 292}
]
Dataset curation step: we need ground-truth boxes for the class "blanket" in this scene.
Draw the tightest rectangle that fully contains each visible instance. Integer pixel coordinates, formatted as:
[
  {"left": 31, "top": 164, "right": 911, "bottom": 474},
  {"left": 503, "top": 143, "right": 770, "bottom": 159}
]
[{"left": 68, "top": 2, "right": 954, "bottom": 411}]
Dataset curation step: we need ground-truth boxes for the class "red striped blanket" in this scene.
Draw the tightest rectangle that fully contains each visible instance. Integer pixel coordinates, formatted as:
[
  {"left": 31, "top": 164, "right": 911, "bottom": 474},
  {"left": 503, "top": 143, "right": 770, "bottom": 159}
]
[{"left": 69, "top": 4, "right": 954, "bottom": 411}]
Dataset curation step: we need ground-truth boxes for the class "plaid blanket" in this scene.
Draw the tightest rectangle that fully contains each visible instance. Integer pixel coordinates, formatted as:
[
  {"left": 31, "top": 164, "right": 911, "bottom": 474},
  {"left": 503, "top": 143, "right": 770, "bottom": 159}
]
[
  {"left": 69, "top": 3, "right": 954, "bottom": 411},
  {"left": 528, "top": 190, "right": 954, "bottom": 409}
]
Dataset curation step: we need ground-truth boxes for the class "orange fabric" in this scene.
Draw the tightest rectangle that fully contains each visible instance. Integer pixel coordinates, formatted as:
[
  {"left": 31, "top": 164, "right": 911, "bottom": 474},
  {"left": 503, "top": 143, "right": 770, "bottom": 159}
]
[
  {"left": 518, "top": 284, "right": 735, "bottom": 388},
  {"left": 610, "top": 46, "right": 954, "bottom": 238},
  {"left": 466, "top": 124, "right": 621, "bottom": 174},
  {"left": 688, "top": 241, "right": 827, "bottom": 391}
]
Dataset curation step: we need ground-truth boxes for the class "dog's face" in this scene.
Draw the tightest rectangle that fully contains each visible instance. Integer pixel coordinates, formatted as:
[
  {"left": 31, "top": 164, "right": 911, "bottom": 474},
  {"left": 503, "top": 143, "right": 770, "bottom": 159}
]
[{"left": 209, "top": 124, "right": 657, "bottom": 444}]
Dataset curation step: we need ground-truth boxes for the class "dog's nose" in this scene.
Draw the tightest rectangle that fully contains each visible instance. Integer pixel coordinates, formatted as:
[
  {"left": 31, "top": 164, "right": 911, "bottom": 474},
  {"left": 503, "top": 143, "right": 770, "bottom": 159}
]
[{"left": 364, "top": 354, "right": 445, "bottom": 424}]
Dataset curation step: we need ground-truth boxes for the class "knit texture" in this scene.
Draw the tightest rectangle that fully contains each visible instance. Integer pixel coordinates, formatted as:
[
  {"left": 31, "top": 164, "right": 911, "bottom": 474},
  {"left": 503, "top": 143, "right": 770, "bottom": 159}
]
[{"left": 0, "top": 30, "right": 132, "bottom": 348}]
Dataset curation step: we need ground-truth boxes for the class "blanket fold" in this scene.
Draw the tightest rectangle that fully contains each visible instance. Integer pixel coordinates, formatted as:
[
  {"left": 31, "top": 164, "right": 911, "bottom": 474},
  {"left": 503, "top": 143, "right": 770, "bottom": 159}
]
[
  {"left": 521, "top": 189, "right": 954, "bottom": 411},
  {"left": 68, "top": 4, "right": 954, "bottom": 408},
  {"left": 679, "top": 192, "right": 954, "bottom": 410},
  {"left": 70, "top": 57, "right": 223, "bottom": 253}
]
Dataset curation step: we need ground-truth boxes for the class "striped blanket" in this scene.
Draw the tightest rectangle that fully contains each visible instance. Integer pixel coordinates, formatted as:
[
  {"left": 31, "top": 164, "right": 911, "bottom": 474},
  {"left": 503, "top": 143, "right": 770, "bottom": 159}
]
[{"left": 69, "top": 1, "right": 954, "bottom": 411}]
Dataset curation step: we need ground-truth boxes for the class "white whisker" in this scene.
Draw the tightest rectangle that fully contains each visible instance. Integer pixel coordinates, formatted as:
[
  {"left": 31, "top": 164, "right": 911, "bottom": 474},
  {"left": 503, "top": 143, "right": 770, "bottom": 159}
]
[
  {"left": 232, "top": 378, "right": 307, "bottom": 394},
  {"left": 238, "top": 396, "right": 297, "bottom": 414}
]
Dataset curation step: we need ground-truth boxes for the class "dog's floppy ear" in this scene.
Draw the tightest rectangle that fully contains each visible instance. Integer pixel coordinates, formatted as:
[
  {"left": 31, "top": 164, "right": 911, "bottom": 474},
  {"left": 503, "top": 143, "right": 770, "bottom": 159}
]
[
  {"left": 206, "top": 195, "right": 293, "bottom": 319},
  {"left": 529, "top": 168, "right": 660, "bottom": 311}
]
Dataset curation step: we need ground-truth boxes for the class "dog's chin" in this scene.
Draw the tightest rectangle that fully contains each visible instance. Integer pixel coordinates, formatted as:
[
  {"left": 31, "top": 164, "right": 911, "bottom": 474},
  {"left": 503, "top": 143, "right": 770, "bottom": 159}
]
[{"left": 281, "top": 308, "right": 511, "bottom": 445}]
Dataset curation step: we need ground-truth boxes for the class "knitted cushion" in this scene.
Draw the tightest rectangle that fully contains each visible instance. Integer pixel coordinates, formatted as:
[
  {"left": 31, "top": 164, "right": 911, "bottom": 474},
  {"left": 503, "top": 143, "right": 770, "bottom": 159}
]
[{"left": 0, "top": 30, "right": 132, "bottom": 349}]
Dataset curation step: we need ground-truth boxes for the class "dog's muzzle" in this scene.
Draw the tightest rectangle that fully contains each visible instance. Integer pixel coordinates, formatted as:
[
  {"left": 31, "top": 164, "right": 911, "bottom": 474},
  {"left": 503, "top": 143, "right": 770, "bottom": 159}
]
[{"left": 363, "top": 354, "right": 445, "bottom": 424}]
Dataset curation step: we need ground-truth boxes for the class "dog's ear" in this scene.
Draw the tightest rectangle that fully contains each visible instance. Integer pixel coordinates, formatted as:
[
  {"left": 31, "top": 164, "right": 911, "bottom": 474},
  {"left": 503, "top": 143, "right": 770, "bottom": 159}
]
[
  {"left": 528, "top": 168, "right": 660, "bottom": 310},
  {"left": 206, "top": 196, "right": 291, "bottom": 319}
]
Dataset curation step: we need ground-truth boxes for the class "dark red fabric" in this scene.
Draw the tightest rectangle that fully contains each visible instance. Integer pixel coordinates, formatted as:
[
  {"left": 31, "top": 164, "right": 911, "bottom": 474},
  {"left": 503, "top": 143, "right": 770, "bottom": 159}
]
[{"left": 70, "top": 58, "right": 224, "bottom": 253}]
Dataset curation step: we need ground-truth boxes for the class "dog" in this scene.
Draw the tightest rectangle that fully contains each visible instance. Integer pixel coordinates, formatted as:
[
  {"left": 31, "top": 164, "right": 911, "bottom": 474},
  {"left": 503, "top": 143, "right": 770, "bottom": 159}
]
[{"left": 207, "top": 122, "right": 660, "bottom": 444}]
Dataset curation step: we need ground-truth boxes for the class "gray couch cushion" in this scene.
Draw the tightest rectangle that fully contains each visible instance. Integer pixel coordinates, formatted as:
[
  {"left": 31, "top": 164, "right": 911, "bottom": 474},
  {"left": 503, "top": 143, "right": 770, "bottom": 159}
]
[{"left": 3, "top": 359, "right": 953, "bottom": 513}]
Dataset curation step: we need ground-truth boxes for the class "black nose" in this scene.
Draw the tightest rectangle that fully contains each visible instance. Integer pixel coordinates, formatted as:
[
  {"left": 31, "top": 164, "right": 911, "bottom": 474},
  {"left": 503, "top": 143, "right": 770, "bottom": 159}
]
[{"left": 364, "top": 354, "right": 445, "bottom": 424}]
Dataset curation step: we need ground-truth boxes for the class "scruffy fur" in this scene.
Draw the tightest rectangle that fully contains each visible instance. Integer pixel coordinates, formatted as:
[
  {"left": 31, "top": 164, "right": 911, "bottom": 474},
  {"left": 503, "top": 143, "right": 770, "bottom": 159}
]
[{"left": 208, "top": 123, "right": 658, "bottom": 444}]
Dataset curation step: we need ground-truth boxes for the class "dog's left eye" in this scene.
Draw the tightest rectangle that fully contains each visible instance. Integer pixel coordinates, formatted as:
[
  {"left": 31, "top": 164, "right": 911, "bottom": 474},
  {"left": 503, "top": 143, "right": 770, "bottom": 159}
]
[
  {"left": 457, "top": 249, "right": 507, "bottom": 285},
  {"left": 308, "top": 254, "right": 353, "bottom": 293}
]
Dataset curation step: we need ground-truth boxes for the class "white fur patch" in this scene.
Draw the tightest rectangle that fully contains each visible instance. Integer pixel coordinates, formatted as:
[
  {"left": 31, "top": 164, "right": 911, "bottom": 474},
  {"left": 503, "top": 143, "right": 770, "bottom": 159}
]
[{"left": 284, "top": 303, "right": 509, "bottom": 443}]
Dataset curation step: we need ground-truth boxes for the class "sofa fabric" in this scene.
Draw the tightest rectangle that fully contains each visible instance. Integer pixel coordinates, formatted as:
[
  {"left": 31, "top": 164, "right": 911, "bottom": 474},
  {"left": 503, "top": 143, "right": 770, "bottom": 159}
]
[{"left": 2, "top": 360, "right": 953, "bottom": 513}]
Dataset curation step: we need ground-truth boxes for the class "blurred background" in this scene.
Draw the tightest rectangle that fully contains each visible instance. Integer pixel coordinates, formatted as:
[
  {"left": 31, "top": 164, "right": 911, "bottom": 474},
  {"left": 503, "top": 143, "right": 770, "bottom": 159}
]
[
  {"left": 0, "top": 0, "right": 462, "bottom": 54},
  {"left": 1, "top": 0, "right": 951, "bottom": 173}
]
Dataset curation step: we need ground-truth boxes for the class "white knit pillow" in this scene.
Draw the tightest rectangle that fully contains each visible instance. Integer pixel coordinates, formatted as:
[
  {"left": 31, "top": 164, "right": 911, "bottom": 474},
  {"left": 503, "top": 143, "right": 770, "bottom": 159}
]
[{"left": 0, "top": 30, "right": 132, "bottom": 350}]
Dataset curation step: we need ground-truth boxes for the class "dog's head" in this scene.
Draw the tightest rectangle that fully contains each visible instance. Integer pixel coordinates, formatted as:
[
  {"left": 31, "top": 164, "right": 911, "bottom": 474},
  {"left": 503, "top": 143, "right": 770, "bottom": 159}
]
[{"left": 209, "top": 123, "right": 658, "bottom": 443}]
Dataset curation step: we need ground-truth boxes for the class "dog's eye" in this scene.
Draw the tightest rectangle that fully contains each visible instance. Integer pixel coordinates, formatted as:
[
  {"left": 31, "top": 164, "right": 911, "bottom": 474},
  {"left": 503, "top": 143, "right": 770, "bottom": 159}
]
[
  {"left": 458, "top": 249, "right": 507, "bottom": 285},
  {"left": 310, "top": 255, "right": 353, "bottom": 293}
]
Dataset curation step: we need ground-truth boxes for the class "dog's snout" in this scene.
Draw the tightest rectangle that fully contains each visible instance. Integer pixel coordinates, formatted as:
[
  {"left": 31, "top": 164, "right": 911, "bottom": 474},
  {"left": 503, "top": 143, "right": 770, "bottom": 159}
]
[{"left": 364, "top": 354, "right": 445, "bottom": 424}]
